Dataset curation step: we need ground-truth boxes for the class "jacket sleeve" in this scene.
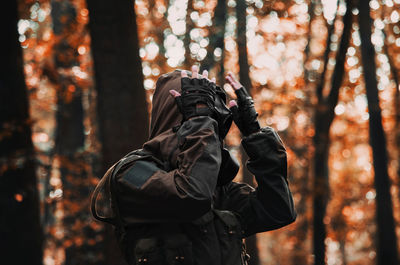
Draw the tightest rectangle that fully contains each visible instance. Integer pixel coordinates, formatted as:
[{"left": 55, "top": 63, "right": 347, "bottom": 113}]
[
  {"left": 117, "top": 116, "right": 221, "bottom": 223},
  {"left": 219, "top": 127, "right": 296, "bottom": 236}
]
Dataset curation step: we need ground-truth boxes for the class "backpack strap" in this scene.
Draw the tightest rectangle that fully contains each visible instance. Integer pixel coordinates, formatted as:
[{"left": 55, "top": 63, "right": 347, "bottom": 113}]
[
  {"left": 90, "top": 150, "right": 163, "bottom": 227},
  {"left": 90, "top": 163, "right": 118, "bottom": 225},
  {"left": 109, "top": 154, "right": 152, "bottom": 230},
  {"left": 90, "top": 151, "right": 151, "bottom": 226}
]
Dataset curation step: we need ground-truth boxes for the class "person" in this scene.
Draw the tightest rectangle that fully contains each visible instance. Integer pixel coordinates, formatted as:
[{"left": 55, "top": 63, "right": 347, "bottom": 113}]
[{"left": 91, "top": 65, "right": 296, "bottom": 265}]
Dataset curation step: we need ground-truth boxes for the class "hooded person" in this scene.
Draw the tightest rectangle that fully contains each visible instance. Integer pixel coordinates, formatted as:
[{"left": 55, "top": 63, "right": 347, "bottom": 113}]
[{"left": 91, "top": 68, "right": 297, "bottom": 265}]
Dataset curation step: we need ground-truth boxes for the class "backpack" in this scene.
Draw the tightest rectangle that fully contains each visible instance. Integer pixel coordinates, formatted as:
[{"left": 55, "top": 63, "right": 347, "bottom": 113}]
[
  {"left": 91, "top": 150, "right": 157, "bottom": 246},
  {"left": 90, "top": 150, "right": 250, "bottom": 265}
]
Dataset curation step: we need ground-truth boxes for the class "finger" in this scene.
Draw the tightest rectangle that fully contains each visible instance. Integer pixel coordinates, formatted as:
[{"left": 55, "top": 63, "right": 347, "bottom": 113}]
[
  {"left": 225, "top": 75, "right": 235, "bottom": 87},
  {"left": 225, "top": 74, "right": 242, "bottom": 90},
  {"left": 226, "top": 72, "right": 239, "bottom": 85},
  {"left": 211, "top": 77, "right": 216, "bottom": 83},
  {"left": 226, "top": 74, "right": 238, "bottom": 89},
  {"left": 202, "top": 69, "right": 209, "bottom": 79},
  {"left": 228, "top": 100, "right": 237, "bottom": 108},
  {"left": 192, "top": 65, "right": 199, "bottom": 78},
  {"left": 227, "top": 72, "right": 237, "bottom": 80},
  {"left": 181, "top": 70, "right": 188, "bottom": 78},
  {"left": 169, "top": 90, "right": 181, "bottom": 98}
]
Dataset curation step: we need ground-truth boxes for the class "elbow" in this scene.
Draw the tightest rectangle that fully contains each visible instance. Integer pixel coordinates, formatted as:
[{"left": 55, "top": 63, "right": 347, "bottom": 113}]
[
  {"left": 277, "top": 202, "right": 297, "bottom": 227},
  {"left": 175, "top": 173, "right": 216, "bottom": 214},
  {"left": 262, "top": 200, "right": 297, "bottom": 230},
  {"left": 267, "top": 210, "right": 297, "bottom": 232},
  {"left": 178, "top": 196, "right": 212, "bottom": 221},
  {"left": 284, "top": 210, "right": 297, "bottom": 226},
  {"left": 173, "top": 169, "right": 218, "bottom": 220},
  {"left": 273, "top": 208, "right": 297, "bottom": 229},
  {"left": 285, "top": 195, "right": 297, "bottom": 224},
  {"left": 174, "top": 182, "right": 213, "bottom": 220}
]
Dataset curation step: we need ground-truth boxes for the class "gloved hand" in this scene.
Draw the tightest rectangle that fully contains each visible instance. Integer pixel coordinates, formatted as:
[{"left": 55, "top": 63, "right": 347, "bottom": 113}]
[
  {"left": 170, "top": 66, "right": 233, "bottom": 139},
  {"left": 175, "top": 76, "right": 218, "bottom": 121},
  {"left": 226, "top": 72, "right": 260, "bottom": 136}
]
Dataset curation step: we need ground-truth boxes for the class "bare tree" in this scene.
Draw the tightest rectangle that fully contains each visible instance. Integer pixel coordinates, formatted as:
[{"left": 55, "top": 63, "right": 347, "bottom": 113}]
[
  {"left": 236, "top": 0, "right": 260, "bottom": 264},
  {"left": 358, "top": 1, "right": 399, "bottom": 264},
  {"left": 312, "top": 0, "right": 352, "bottom": 264},
  {"left": 0, "top": 1, "right": 42, "bottom": 264},
  {"left": 291, "top": 0, "right": 319, "bottom": 263},
  {"left": 184, "top": 0, "right": 194, "bottom": 67},
  {"left": 201, "top": 0, "right": 227, "bottom": 83},
  {"left": 48, "top": 1, "right": 104, "bottom": 264},
  {"left": 382, "top": 3, "right": 400, "bottom": 208}
]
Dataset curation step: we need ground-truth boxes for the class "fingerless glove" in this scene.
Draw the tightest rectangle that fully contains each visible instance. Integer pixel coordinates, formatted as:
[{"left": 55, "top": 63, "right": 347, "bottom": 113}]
[{"left": 230, "top": 87, "right": 260, "bottom": 136}]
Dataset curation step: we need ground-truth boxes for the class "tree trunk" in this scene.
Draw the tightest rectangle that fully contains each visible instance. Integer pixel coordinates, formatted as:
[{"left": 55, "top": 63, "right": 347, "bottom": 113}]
[
  {"left": 51, "top": 2, "right": 84, "bottom": 154},
  {"left": 382, "top": 8, "right": 400, "bottom": 208},
  {"left": 184, "top": 0, "right": 194, "bottom": 67},
  {"left": 291, "top": 1, "right": 318, "bottom": 263},
  {"left": 339, "top": 239, "right": 347, "bottom": 265},
  {"left": 358, "top": 1, "right": 399, "bottom": 264},
  {"left": 201, "top": 0, "right": 227, "bottom": 84},
  {"left": 148, "top": 0, "right": 169, "bottom": 71},
  {"left": 236, "top": 0, "right": 260, "bottom": 264},
  {"left": 86, "top": 0, "right": 149, "bottom": 264},
  {"left": 0, "top": 1, "right": 42, "bottom": 264},
  {"left": 86, "top": 0, "right": 149, "bottom": 172},
  {"left": 50, "top": 1, "right": 105, "bottom": 264},
  {"left": 312, "top": 1, "right": 352, "bottom": 264},
  {"left": 302, "top": 0, "right": 316, "bottom": 89}
]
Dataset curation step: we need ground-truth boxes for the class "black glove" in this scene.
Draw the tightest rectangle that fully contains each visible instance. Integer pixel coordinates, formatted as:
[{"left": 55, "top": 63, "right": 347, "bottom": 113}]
[
  {"left": 175, "top": 77, "right": 233, "bottom": 138},
  {"left": 175, "top": 77, "right": 217, "bottom": 121},
  {"left": 230, "top": 87, "right": 260, "bottom": 136}
]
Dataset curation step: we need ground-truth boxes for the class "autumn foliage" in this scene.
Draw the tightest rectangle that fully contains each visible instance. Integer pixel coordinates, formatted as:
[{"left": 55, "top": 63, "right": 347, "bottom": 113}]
[{"left": 3, "top": 0, "right": 400, "bottom": 264}]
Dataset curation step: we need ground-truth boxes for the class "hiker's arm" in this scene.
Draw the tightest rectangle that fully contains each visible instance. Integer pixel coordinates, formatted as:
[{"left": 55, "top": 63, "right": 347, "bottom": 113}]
[
  {"left": 220, "top": 127, "right": 296, "bottom": 236},
  {"left": 118, "top": 116, "right": 221, "bottom": 222}
]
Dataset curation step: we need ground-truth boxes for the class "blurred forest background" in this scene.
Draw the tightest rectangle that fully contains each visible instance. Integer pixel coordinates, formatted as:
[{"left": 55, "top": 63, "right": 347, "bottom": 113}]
[{"left": 2, "top": 0, "right": 400, "bottom": 264}]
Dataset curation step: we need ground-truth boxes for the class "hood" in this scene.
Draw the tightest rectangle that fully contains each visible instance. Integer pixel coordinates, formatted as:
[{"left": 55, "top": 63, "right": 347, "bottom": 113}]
[
  {"left": 149, "top": 70, "right": 183, "bottom": 139},
  {"left": 142, "top": 70, "right": 183, "bottom": 168},
  {"left": 142, "top": 69, "right": 239, "bottom": 185}
]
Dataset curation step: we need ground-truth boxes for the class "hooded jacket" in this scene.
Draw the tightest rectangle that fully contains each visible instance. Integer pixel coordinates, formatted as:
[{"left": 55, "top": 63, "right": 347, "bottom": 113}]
[{"left": 114, "top": 70, "right": 296, "bottom": 265}]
